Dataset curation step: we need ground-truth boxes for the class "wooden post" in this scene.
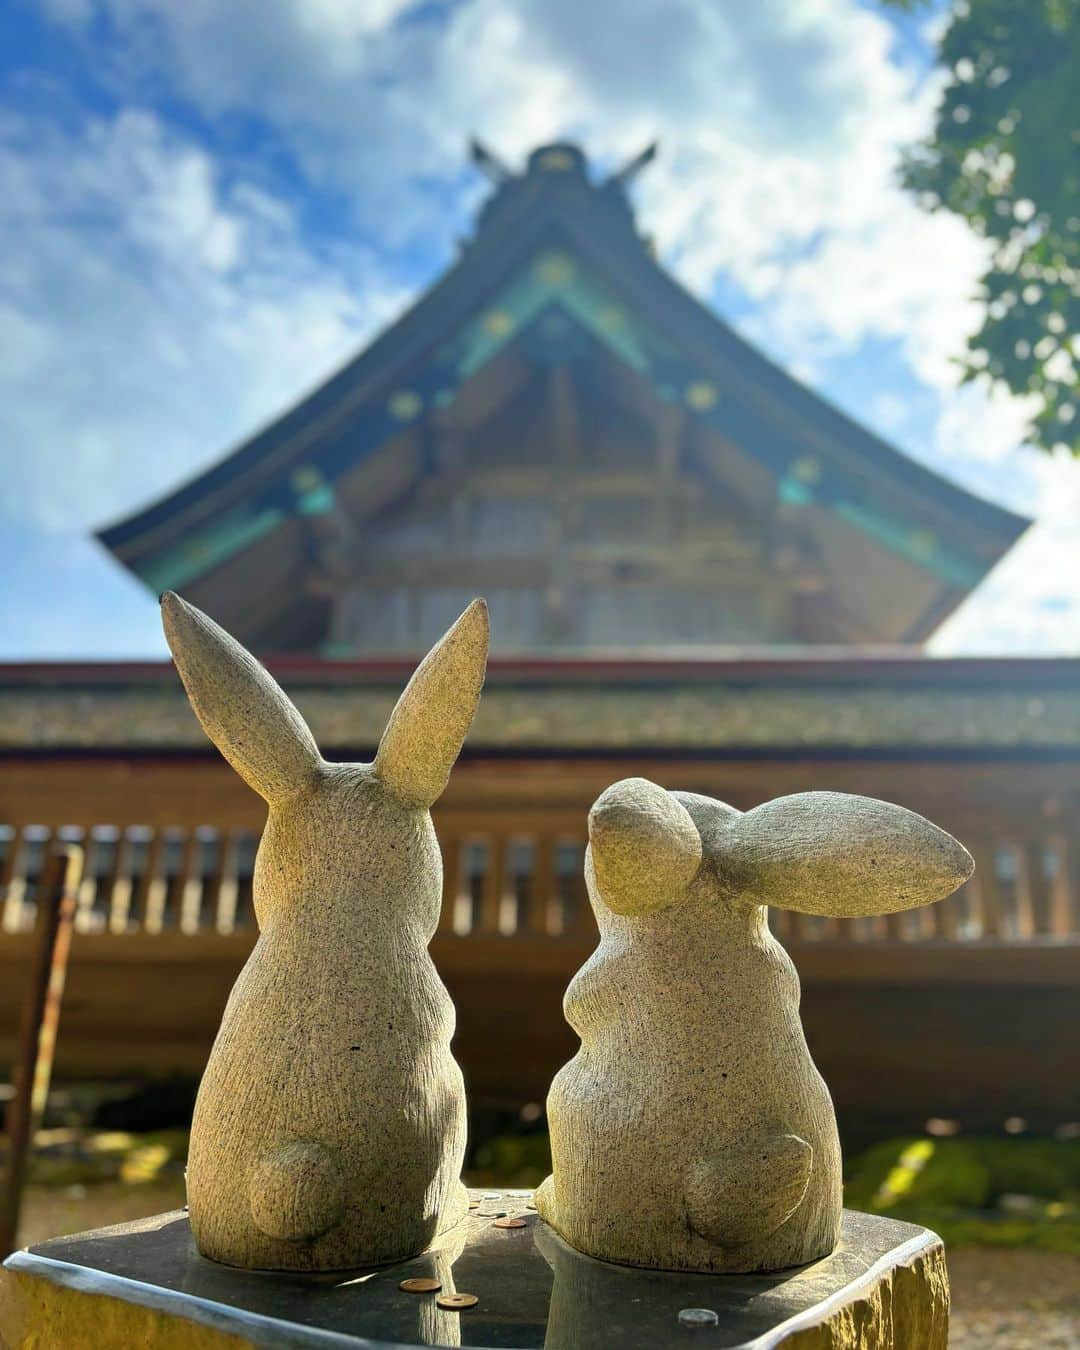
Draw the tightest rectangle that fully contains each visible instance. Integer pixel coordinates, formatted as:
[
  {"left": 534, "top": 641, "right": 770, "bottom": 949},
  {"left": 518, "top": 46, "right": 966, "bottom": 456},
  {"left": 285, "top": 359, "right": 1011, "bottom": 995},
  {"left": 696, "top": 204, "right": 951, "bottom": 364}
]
[{"left": 1, "top": 846, "right": 82, "bottom": 1258}]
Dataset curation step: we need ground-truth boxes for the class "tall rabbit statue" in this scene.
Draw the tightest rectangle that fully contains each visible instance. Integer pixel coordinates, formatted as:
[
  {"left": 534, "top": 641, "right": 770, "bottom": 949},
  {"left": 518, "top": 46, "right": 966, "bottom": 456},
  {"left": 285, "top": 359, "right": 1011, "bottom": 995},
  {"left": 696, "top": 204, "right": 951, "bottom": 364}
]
[
  {"left": 161, "top": 591, "right": 488, "bottom": 1271},
  {"left": 536, "top": 778, "right": 973, "bottom": 1275}
]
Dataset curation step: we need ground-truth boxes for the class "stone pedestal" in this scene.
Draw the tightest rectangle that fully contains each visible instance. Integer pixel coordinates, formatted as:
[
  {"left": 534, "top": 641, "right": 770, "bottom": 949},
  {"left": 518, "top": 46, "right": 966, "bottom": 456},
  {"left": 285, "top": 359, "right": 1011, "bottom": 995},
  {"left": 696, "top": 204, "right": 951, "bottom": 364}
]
[{"left": 0, "top": 1195, "right": 948, "bottom": 1349}]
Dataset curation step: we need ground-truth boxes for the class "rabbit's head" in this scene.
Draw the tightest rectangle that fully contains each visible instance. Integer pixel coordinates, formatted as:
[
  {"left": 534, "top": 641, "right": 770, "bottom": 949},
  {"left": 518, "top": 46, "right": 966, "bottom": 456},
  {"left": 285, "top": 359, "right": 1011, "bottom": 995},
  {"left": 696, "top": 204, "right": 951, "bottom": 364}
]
[
  {"left": 161, "top": 592, "right": 488, "bottom": 929},
  {"left": 586, "top": 776, "right": 973, "bottom": 927}
]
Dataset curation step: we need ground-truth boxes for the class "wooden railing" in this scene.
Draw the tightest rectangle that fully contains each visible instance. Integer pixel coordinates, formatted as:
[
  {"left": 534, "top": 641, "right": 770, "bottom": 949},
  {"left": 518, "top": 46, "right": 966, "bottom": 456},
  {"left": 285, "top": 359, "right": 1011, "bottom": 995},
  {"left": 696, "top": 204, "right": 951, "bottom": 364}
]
[{"left": 2, "top": 821, "right": 1077, "bottom": 943}]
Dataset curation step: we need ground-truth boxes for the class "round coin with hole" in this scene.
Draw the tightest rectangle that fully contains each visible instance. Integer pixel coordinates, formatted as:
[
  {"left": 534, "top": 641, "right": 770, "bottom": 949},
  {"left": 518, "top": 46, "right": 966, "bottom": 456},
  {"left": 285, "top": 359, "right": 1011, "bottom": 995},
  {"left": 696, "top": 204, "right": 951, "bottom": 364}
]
[
  {"left": 399, "top": 1277, "right": 441, "bottom": 1294},
  {"left": 436, "top": 1292, "right": 479, "bottom": 1310}
]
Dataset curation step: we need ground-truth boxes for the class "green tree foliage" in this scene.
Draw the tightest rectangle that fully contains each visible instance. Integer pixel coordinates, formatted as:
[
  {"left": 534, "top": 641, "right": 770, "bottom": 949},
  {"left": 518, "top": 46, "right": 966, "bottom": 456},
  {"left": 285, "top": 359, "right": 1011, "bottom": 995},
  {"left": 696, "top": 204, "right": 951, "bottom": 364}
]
[{"left": 892, "top": 0, "right": 1080, "bottom": 453}]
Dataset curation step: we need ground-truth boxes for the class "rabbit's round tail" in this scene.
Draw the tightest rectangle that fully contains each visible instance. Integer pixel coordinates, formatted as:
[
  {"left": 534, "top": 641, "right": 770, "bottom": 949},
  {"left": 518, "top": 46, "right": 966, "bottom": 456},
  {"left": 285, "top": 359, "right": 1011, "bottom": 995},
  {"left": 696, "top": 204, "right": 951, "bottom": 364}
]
[{"left": 249, "top": 1140, "right": 345, "bottom": 1242}]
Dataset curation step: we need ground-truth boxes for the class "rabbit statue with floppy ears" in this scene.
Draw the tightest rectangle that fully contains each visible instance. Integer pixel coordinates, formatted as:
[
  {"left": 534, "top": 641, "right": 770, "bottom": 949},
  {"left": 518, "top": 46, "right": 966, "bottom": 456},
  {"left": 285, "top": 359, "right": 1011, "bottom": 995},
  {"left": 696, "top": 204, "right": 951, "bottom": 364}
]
[
  {"left": 535, "top": 778, "right": 973, "bottom": 1275},
  {"left": 161, "top": 592, "right": 488, "bottom": 1272}
]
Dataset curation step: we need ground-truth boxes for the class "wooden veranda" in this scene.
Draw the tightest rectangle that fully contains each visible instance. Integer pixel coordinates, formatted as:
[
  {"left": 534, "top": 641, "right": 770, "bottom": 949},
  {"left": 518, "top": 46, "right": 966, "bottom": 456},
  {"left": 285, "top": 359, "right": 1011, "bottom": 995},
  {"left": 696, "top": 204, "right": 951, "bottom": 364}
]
[{"left": 2, "top": 651, "right": 1078, "bottom": 1137}]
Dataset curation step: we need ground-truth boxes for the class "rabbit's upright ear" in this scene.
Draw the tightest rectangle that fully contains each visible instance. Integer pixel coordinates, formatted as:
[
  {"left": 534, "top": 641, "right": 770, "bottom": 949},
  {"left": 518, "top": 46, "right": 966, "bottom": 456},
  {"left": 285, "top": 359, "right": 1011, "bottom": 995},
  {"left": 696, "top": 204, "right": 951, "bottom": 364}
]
[
  {"left": 161, "top": 592, "right": 321, "bottom": 804},
  {"left": 588, "top": 777, "right": 702, "bottom": 916},
  {"left": 720, "top": 791, "right": 973, "bottom": 917},
  {"left": 374, "top": 599, "right": 488, "bottom": 808}
]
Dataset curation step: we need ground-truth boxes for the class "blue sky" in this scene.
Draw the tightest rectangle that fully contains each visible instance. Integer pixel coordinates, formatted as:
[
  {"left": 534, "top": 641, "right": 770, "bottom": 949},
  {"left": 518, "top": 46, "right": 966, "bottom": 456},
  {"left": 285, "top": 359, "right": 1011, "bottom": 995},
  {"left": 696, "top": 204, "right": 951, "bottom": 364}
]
[{"left": 1, "top": 0, "right": 1078, "bottom": 657}]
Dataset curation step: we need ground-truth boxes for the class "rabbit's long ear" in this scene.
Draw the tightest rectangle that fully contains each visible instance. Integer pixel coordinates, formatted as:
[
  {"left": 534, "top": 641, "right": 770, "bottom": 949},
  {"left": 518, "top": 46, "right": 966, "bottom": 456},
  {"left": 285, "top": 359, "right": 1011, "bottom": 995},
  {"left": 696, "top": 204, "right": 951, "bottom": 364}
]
[
  {"left": 374, "top": 599, "right": 488, "bottom": 808},
  {"left": 720, "top": 791, "right": 973, "bottom": 917},
  {"left": 161, "top": 592, "right": 321, "bottom": 804},
  {"left": 588, "top": 777, "right": 702, "bottom": 916}
]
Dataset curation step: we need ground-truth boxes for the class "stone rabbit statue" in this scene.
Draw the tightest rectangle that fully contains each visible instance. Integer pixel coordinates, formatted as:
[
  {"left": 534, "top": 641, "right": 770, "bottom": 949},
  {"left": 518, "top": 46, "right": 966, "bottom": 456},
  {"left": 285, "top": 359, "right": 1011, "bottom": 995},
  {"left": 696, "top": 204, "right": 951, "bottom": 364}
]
[
  {"left": 161, "top": 591, "right": 488, "bottom": 1271},
  {"left": 536, "top": 778, "right": 973, "bottom": 1275}
]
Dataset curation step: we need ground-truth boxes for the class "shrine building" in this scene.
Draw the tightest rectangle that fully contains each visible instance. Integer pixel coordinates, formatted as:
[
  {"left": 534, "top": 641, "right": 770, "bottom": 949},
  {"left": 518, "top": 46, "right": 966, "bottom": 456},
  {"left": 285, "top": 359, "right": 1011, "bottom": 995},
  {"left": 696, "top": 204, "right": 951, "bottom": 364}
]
[{"left": 2, "top": 143, "right": 1077, "bottom": 1134}]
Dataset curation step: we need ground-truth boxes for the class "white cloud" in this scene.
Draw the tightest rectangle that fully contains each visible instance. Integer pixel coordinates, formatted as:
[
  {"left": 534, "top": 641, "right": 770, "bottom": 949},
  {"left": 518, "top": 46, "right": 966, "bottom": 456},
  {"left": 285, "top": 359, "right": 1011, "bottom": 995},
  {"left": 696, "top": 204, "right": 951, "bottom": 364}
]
[
  {"left": 0, "top": 106, "right": 406, "bottom": 533},
  {"left": 929, "top": 396, "right": 1080, "bottom": 654},
  {"left": 38, "top": 0, "right": 997, "bottom": 394},
  {"left": 7, "top": 0, "right": 1078, "bottom": 655}
]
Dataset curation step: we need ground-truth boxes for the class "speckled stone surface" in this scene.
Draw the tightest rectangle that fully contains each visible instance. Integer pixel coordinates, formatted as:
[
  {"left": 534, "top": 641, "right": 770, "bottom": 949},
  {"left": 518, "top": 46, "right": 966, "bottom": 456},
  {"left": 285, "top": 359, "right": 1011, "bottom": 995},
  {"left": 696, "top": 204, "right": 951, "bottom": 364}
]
[
  {"left": 161, "top": 593, "right": 489, "bottom": 1271},
  {"left": 536, "top": 777, "right": 972, "bottom": 1274}
]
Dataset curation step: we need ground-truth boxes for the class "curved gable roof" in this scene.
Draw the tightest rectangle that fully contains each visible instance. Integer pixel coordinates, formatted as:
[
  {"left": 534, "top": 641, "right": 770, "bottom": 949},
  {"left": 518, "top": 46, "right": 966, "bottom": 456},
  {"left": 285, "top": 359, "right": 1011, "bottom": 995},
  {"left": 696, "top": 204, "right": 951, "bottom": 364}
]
[{"left": 98, "top": 143, "right": 1028, "bottom": 629}]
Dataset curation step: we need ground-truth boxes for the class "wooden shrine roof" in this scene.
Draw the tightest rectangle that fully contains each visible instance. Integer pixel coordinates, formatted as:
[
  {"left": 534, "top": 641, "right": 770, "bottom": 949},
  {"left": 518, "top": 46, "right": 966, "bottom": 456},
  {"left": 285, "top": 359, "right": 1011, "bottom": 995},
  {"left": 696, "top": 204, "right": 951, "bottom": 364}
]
[{"left": 96, "top": 144, "right": 1029, "bottom": 645}]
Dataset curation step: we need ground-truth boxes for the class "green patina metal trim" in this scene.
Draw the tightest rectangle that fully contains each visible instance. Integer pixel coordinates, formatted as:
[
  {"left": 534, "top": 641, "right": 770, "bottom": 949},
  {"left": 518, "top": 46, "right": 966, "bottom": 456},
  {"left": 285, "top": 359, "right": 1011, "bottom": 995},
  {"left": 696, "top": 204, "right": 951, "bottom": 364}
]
[
  {"left": 295, "top": 484, "right": 336, "bottom": 517},
  {"left": 834, "top": 501, "right": 982, "bottom": 589},
  {"left": 136, "top": 247, "right": 985, "bottom": 593},
  {"left": 453, "top": 250, "right": 663, "bottom": 378},
  {"left": 140, "top": 507, "right": 284, "bottom": 595}
]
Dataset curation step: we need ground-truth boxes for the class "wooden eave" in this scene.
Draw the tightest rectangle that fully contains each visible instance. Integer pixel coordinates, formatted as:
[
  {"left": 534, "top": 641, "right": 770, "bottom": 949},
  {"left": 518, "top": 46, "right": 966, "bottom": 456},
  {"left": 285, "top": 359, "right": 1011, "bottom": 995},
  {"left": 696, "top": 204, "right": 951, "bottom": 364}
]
[
  {"left": 96, "top": 170, "right": 1030, "bottom": 621},
  {"left": 2, "top": 655, "right": 1079, "bottom": 758}
]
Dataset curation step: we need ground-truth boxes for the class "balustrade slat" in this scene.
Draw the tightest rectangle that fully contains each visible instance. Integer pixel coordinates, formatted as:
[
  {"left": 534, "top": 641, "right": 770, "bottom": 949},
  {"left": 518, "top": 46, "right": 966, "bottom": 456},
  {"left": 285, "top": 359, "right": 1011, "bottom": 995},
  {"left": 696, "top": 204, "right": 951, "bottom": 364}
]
[
  {"left": 935, "top": 885, "right": 963, "bottom": 942},
  {"left": 1050, "top": 831, "right": 1079, "bottom": 938},
  {"left": 527, "top": 835, "right": 555, "bottom": 936},
  {"left": 178, "top": 832, "right": 205, "bottom": 933},
  {"left": 566, "top": 842, "right": 594, "bottom": 937},
  {"left": 1020, "top": 839, "right": 1054, "bottom": 936},
  {"left": 107, "top": 832, "right": 135, "bottom": 933},
  {"left": 792, "top": 913, "right": 817, "bottom": 942},
  {"left": 478, "top": 836, "right": 507, "bottom": 935},
  {"left": 971, "top": 844, "right": 1004, "bottom": 938},
  {"left": 1007, "top": 841, "right": 1036, "bottom": 940},
  {"left": 914, "top": 900, "right": 939, "bottom": 941},
  {"left": 74, "top": 826, "right": 100, "bottom": 932},
  {"left": 769, "top": 907, "right": 793, "bottom": 942},
  {"left": 138, "top": 831, "right": 170, "bottom": 934},
  {"left": 883, "top": 911, "right": 906, "bottom": 942},
  {"left": 439, "top": 837, "right": 460, "bottom": 934},
  {"left": 1, "top": 825, "right": 27, "bottom": 932},
  {"left": 209, "top": 830, "right": 241, "bottom": 934}
]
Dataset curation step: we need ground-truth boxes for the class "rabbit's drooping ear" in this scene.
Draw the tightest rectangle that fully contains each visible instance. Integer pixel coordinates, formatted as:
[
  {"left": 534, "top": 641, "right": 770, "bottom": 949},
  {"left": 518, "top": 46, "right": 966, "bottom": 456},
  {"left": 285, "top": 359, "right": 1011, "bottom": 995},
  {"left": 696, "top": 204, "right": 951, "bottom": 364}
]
[
  {"left": 721, "top": 790, "right": 973, "bottom": 917},
  {"left": 374, "top": 599, "right": 489, "bottom": 809},
  {"left": 588, "top": 777, "right": 702, "bottom": 916},
  {"left": 161, "top": 592, "right": 321, "bottom": 804}
]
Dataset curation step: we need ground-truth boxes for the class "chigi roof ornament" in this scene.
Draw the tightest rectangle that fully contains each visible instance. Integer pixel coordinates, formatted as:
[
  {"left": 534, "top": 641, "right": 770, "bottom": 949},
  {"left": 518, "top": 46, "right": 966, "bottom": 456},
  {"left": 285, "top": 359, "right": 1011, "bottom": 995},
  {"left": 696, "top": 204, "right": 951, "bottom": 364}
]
[
  {"left": 468, "top": 137, "right": 513, "bottom": 186},
  {"left": 603, "top": 139, "right": 659, "bottom": 191},
  {"left": 468, "top": 137, "right": 660, "bottom": 193}
]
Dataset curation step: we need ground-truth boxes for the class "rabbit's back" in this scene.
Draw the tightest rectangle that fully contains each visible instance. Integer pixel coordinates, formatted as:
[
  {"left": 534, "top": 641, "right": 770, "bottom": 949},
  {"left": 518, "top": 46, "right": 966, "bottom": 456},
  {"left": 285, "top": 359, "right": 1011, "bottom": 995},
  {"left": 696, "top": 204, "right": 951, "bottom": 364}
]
[
  {"left": 542, "top": 912, "right": 841, "bottom": 1271},
  {"left": 186, "top": 929, "right": 466, "bottom": 1269}
]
